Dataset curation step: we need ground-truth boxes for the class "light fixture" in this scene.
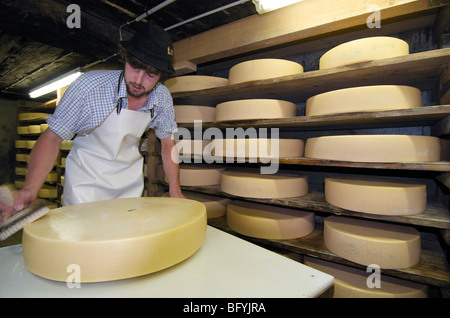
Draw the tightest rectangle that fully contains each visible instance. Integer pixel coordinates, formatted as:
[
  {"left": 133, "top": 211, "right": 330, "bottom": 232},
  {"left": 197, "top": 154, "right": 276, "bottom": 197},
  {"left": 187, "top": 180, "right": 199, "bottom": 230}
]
[
  {"left": 252, "top": 0, "right": 303, "bottom": 14},
  {"left": 29, "top": 67, "right": 84, "bottom": 98}
]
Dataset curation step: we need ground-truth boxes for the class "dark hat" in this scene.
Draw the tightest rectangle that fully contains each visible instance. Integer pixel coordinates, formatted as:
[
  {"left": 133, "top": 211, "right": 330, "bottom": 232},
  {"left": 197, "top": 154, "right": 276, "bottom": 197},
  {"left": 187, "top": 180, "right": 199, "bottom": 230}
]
[{"left": 120, "top": 21, "right": 175, "bottom": 74}]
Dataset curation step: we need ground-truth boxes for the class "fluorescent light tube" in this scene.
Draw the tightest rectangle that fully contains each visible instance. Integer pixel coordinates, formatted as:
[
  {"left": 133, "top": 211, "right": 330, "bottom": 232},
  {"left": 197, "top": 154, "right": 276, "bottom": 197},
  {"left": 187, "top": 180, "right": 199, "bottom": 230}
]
[
  {"left": 29, "top": 67, "right": 84, "bottom": 98},
  {"left": 252, "top": 0, "right": 302, "bottom": 14}
]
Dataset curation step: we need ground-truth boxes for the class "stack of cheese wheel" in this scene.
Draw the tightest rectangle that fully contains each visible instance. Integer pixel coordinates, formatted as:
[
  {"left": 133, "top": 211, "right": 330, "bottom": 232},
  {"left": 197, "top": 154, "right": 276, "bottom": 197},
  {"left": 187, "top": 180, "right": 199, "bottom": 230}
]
[
  {"left": 323, "top": 216, "right": 421, "bottom": 269},
  {"left": 22, "top": 197, "right": 207, "bottom": 282},
  {"left": 210, "top": 138, "right": 304, "bottom": 159},
  {"left": 175, "top": 139, "right": 211, "bottom": 159},
  {"left": 228, "top": 58, "right": 303, "bottom": 85},
  {"left": 305, "top": 135, "right": 440, "bottom": 162},
  {"left": 174, "top": 105, "right": 216, "bottom": 123},
  {"left": 227, "top": 200, "right": 314, "bottom": 239},
  {"left": 305, "top": 85, "right": 422, "bottom": 116},
  {"left": 220, "top": 169, "right": 308, "bottom": 199},
  {"left": 179, "top": 164, "right": 225, "bottom": 186},
  {"left": 319, "top": 36, "right": 409, "bottom": 69},
  {"left": 324, "top": 176, "right": 427, "bottom": 216},
  {"left": 304, "top": 256, "right": 428, "bottom": 298},
  {"left": 215, "top": 99, "right": 297, "bottom": 121},
  {"left": 165, "top": 75, "right": 228, "bottom": 93},
  {"left": 164, "top": 191, "right": 231, "bottom": 218}
]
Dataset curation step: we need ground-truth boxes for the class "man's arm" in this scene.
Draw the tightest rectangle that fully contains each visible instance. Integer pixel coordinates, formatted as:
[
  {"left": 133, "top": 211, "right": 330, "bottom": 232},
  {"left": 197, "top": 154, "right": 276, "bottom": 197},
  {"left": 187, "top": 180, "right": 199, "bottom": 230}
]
[
  {"left": 160, "top": 135, "right": 184, "bottom": 198},
  {"left": 12, "top": 129, "right": 63, "bottom": 212}
]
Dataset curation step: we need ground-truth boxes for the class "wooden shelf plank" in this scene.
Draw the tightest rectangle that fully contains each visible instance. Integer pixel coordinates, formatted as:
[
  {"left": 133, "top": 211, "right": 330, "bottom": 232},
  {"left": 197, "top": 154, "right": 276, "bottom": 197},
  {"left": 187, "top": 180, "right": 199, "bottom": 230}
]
[
  {"left": 156, "top": 182, "right": 450, "bottom": 230},
  {"left": 171, "top": 49, "right": 450, "bottom": 105},
  {"left": 207, "top": 216, "right": 450, "bottom": 288}
]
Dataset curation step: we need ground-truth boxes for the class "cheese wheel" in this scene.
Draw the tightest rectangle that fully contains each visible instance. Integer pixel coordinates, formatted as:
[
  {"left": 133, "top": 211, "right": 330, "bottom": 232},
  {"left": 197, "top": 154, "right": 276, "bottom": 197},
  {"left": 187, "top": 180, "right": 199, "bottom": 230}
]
[
  {"left": 22, "top": 197, "right": 207, "bottom": 282},
  {"left": 16, "top": 153, "right": 29, "bottom": 162},
  {"left": 323, "top": 216, "right": 421, "bottom": 269},
  {"left": 174, "top": 105, "right": 216, "bottom": 123},
  {"left": 165, "top": 75, "right": 228, "bottom": 93},
  {"left": 210, "top": 138, "right": 304, "bottom": 159},
  {"left": 18, "top": 112, "right": 48, "bottom": 121},
  {"left": 325, "top": 177, "right": 427, "bottom": 216},
  {"left": 220, "top": 170, "right": 308, "bottom": 199},
  {"left": 38, "top": 184, "right": 57, "bottom": 198},
  {"left": 26, "top": 140, "right": 36, "bottom": 149},
  {"left": 228, "top": 59, "right": 303, "bottom": 85},
  {"left": 305, "top": 85, "right": 422, "bottom": 116},
  {"left": 14, "top": 179, "right": 25, "bottom": 189},
  {"left": 60, "top": 140, "right": 73, "bottom": 150},
  {"left": 319, "top": 36, "right": 409, "bottom": 69},
  {"left": 215, "top": 99, "right": 297, "bottom": 121},
  {"left": 304, "top": 256, "right": 428, "bottom": 298},
  {"left": 305, "top": 135, "right": 440, "bottom": 162},
  {"left": 227, "top": 200, "right": 314, "bottom": 239},
  {"left": 15, "top": 140, "right": 28, "bottom": 148},
  {"left": 17, "top": 126, "right": 29, "bottom": 135},
  {"left": 164, "top": 191, "right": 231, "bottom": 218},
  {"left": 175, "top": 139, "right": 211, "bottom": 157},
  {"left": 15, "top": 167, "right": 27, "bottom": 176},
  {"left": 28, "top": 125, "right": 42, "bottom": 134},
  {"left": 179, "top": 165, "right": 225, "bottom": 186},
  {"left": 40, "top": 123, "right": 49, "bottom": 132}
]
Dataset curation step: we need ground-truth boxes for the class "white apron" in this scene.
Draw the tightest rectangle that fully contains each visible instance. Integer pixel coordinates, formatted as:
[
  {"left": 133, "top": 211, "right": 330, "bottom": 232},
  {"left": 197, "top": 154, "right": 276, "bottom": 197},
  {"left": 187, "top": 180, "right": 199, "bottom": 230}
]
[{"left": 63, "top": 107, "right": 152, "bottom": 206}]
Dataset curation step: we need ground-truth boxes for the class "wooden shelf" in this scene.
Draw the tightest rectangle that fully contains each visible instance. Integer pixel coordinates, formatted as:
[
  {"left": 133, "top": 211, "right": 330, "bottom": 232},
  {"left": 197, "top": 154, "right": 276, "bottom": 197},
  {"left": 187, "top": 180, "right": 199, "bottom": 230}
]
[
  {"left": 171, "top": 49, "right": 450, "bottom": 105},
  {"left": 207, "top": 216, "right": 450, "bottom": 288}
]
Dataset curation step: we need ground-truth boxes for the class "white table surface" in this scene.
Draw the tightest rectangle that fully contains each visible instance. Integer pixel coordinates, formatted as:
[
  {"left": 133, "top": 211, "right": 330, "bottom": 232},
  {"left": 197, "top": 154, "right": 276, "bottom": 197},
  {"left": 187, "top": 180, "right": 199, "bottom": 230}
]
[{"left": 0, "top": 226, "right": 333, "bottom": 298}]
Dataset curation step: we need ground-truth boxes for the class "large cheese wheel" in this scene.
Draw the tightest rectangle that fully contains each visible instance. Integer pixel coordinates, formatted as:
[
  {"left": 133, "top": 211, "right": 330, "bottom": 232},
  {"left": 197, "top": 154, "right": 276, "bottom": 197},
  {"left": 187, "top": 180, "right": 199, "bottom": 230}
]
[
  {"left": 60, "top": 140, "right": 73, "bottom": 150},
  {"left": 17, "top": 126, "right": 29, "bottom": 135},
  {"left": 210, "top": 138, "right": 304, "bottom": 159},
  {"left": 22, "top": 197, "right": 207, "bottom": 283},
  {"left": 305, "top": 85, "right": 422, "bottom": 116},
  {"left": 319, "top": 36, "right": 409, "bottom": 69},
  {"left": 164, "top": 191, "right": 231, "bottom": 218},
  {"left": 220, "top": 170, "right": 308, "bottom": 199},
  {"left": 305, "top": 135, "right": 440, "bottom": 162},
  {"left": 179, "top": 165, "right": 225, "bottom": 186},
  {"left": 28, "top": 125, "right": 42, "bottom": 134},
  {"left": 323, "top": 216, "right": 421, "bottom": 269},
  {"left": 174, "top": 105, "right": 216, "bottom": 123},
  {"left": 304, "top": 256, "right": 428, "bottom": 298},
  {"left": 325, "top": 177, "right": 427, "bottom": 216},
  {"left": 227, "top": 200, "right": 314, "bottom": 239},
  {"left": 228, "top": 59, "right": 303, "bottom": 85},
  {"left": 175, "top": 139, "right": 211, "bottom": 158},
  {"left": 165, "top": 75, "right": 228, "bottom": 93},
  {"left": 18, "top": 112, "right": 48, "bottom": 122},
  {"left": 15, "top": 140, "right": 28, "bottom": 148},
  {"left": 215, "top": 99, "right": 297, "bottom": 121}
]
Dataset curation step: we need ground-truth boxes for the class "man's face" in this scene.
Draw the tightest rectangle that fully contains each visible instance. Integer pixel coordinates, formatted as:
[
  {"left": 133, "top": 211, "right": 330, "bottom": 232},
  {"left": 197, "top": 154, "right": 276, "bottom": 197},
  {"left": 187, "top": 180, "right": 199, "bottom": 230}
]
[{"left": 124, "top": 62, "right": 161, "bottom": 98}]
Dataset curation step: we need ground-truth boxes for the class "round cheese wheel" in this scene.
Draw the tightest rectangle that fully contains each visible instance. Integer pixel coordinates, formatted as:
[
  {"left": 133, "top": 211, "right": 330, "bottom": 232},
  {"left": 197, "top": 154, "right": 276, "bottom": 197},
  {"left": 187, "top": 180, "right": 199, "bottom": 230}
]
[
  {"left": 220, "top": 170, "right": 308, "bottom": 198},
  {"left": 305, "top": 135, "right": 440, "bottom": 162},
  {"left": 164, "top": 75, "right": 228, "bottom": 93},
  {"left": 228, "top": 58, "right": 303, "bottom": 85},
  {"left": 323, "top": 216, "right": 421, "bottom": 269},
  {"left": 215, "top": 99, "right": 297, "bottom": 121},
  {"left": 304, "top": 256, "right": 428, "bottom": 298},
  {"left": 325, "top": 177, "right": 427, "bottom": 216},
  {"left": 26, "top": 140, "right": 36, "bottom": 149},
  {"left": 60, "top": 140, "right": 73, "bottom": 151},
  {"left": 227, "top": 200, "right": 314, "bottom": 239},
  {"left": 174, "top": 105, "right": 216, "bottom": 123},
  {"left": 40, "top": 123, "right": 49, "bottom": 132},
  {"left": 319, "top": 36, "right": 409, "bottom": 69},
  {"left": 18, "top": 112, "right": 49, "bottom": 122},
  {"left": 22, "top": 197, "right": 207, "bottom": 283},
  {"left": 38, "top": 184, "right": 57, "bottom": 198},
  {"left": 305, "top": 85, "right": 422, "bottom": 116},
  {"left": 179, "top": 165, "right": 225, "bottom": 186},
  {"left": 16, "top": 153, "right": 29, "bottom": 162},
  {"left": 15, "top": 140, "right": 28, "bottom": 148},
  {"left": 175, "top": 139, "right": 211, "bottom": 157},
  {"left": 28, "top": 125, "right": 42, "bottom": 134},
  {"left": 164, "top": 191, "right": 231, "bottom": 218},
  {"left": 17, "top": 126, "right": 29, "bottom": 135},
  {"left": 210, "top": 138, "right": 304, "bottom": 159}
]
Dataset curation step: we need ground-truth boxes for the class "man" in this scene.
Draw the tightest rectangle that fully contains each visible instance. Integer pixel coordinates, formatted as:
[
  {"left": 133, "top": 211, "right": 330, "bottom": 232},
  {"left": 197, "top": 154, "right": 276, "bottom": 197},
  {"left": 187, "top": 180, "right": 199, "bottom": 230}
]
[{"left": 1, "top": 21, "right": 183, "bottom": 222}]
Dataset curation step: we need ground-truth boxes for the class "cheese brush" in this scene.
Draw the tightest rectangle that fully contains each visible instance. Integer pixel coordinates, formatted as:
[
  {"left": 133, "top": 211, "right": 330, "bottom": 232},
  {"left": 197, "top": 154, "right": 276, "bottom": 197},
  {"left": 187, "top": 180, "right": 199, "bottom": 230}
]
[{"left": 0, "top": 185, "right": 50, "bottom": 241}]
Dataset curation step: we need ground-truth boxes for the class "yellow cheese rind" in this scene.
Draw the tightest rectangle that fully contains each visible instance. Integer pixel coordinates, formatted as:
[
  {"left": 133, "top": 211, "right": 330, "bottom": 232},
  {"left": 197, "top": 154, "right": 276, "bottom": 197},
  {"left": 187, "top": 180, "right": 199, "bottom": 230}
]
[
  {"left": 215, "top": 99, "right": 297, "bottom": 121},
  {"left": 305, "top": 135, "right": 440, "bottom": 162},
  {"left": 165, "top": 75, "right": 228, "bottom": 93},
  {"left": 304, "top": 256, "right": 428, "bottom": 298},
  {"left": 211, "top": 138, "right": 304, "bottom": 159},
  {"left": 22, "top": 197, "right": 207, "bottom": 282},
  {"left": 319, "top": 36, "right": 409, "bottom": 69},
  {"left": 227, "top": 200, "right": 314, "bottom": 239},
  {"left": 228, "top": 59, "right": 303, "bottom": 85},
  {"left": 174, "top": 105, "right": 216, "bottom": 123},
  {"left": 305, "top": 85, "right": 422, "bottom": 116},
  {"left": 323, "top": 216, "right": 421, "bottom": 269},
  {"left": 220, "top": 170, "right": 308, "bottom": 199},
  {"left": 179, "top": 165, "right": 225, "bottom": 186},
  {"left": 18, "top": 112, "right": 49, "bottom": 122},
  {"left": 164, "top": 191, "right": 230, "bottom": 218},
  {"left": 325, "top": 177, "right": 427, "bottom": 216}
]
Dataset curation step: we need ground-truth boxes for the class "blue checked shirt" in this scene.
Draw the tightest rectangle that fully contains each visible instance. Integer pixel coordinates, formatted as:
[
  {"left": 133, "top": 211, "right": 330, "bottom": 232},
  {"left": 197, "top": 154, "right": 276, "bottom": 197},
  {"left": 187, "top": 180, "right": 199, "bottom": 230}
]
[{"left": 46, "top": 70, "right": 177, "bottom": 140}]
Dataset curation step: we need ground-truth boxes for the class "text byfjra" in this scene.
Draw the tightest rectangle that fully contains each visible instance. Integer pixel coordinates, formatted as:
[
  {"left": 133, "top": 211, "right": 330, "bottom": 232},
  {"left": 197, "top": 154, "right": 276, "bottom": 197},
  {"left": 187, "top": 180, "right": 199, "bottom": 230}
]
[{"left": 183, "top": 302, "right": 266, "bottom": 315}]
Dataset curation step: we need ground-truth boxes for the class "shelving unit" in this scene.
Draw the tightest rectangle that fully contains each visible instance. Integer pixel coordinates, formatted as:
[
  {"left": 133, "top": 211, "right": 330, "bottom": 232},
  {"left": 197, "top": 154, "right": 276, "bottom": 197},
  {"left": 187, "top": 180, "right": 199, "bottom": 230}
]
[{"left": 147, "top": 46, "right": 450, "bottom": 295}]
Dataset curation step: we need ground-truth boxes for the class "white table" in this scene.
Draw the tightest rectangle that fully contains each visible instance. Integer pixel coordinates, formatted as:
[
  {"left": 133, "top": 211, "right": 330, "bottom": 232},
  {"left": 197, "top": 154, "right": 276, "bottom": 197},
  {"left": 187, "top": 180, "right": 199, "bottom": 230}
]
[{"left": 0, "top": 226, "right": 333, "bottom": 298}]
